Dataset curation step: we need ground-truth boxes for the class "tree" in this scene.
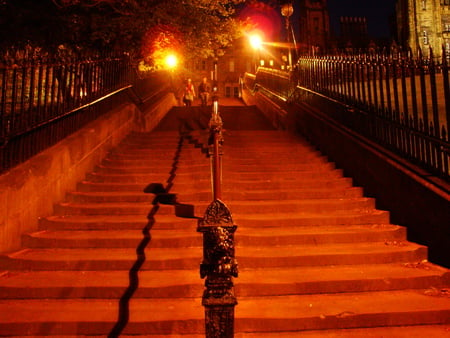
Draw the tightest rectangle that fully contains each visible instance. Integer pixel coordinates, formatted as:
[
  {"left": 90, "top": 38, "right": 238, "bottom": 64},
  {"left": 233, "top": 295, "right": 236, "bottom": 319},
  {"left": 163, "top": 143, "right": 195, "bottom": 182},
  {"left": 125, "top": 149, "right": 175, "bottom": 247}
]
[{"left": 44, "top": 0, "right": 247, "bottom": 63}]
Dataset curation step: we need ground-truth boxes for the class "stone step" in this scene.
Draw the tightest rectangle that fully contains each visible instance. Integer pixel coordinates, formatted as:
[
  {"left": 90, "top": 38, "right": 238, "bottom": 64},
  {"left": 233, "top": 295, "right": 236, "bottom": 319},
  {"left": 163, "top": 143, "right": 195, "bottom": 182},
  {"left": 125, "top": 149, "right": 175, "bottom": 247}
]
[
  {"left": 76, "top": 177, "right": 353, "bottom": 192},
  {"left": 94, "top": 161, "right": 337, "bottom": 174},
  {"left": 114, "top": 140, "right": 319, "bottom": 151},
  {"left": 7, "top": 326, "right": 449, "bottom": 338},
  {"left": 234, "top": 326, "right": 450, "bottom": 338},
  {"left": 85, "top": 169, "right": 344, "bottom": 183},
  {"left": 0, "top": 242, "right": 428, "bottom": 271},
  {"left": 53, "top": 198, "right": 376, "bottom": 216},
  {"left": 119, "top": 145, "right": 320, "bottom": 157},
  {"left": 40, "top": 211, "right": 390, "bottom": 230},
  {"left": 22, "top": 224, "right": 406, "bottom": 248},
  {"left": 66, "top": 187, "right": 364, "bottom": 203},
  {"left": 39, "top": 214, "right": 197, "bottom": 231},
  {"left": 0, "top": 290, "right": 448, "bottom": 335},
  {"left": 107, "top": 151, "right": 326, "bottom": 162},
  {"left": 0, "top": 263, "right": 447, "bottom": 299}
]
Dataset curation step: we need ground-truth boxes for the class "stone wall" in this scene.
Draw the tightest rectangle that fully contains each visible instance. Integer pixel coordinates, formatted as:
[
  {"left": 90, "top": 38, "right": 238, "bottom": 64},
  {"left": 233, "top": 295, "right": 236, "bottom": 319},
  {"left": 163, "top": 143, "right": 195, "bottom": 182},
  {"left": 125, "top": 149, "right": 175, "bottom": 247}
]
[{"left": 0, "top": 92, "right": 176, "bottom": 254}]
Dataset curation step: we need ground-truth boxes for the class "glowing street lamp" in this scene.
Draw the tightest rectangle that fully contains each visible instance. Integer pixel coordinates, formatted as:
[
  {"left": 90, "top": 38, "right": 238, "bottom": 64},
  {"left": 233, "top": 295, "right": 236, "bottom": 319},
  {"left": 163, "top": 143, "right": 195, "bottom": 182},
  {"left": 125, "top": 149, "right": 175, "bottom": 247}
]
[
  {"left": 165, "top": 54, "right": 178, "bottom": 69},
  {"left": 249, "top": 33, "right": 263, "bottom": 73},
  {"left": 249, "top": 34, "right": 263, "bottom": 50}
]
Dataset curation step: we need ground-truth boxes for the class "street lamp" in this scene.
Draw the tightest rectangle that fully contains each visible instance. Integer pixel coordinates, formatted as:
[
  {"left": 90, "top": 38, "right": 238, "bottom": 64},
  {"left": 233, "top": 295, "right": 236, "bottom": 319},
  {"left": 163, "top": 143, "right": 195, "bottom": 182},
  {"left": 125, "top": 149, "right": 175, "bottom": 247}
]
[
  {"left": 249, "top": 33, "right": 263, "bottom": 73},
  {"left": 165, "top": 54, "right": 178, "bottom": 69},
  {"left": 280, "top": 1, "right": 294, "bottom": 69}
]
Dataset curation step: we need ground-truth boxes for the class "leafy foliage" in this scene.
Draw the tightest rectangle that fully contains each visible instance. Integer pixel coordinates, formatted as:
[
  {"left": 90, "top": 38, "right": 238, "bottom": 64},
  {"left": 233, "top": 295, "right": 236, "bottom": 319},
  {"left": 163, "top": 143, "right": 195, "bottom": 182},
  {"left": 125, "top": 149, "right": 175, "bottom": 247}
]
[{"left": 0, "top": 0, "right": 248, "bottom": 65}]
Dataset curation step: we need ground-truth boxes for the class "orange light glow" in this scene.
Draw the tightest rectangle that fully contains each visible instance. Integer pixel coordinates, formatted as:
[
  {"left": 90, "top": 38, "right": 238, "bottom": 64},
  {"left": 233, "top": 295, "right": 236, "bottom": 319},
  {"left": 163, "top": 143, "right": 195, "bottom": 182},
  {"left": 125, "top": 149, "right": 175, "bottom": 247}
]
[
  {"left": 165, "top": 54, "right": 178, "bottom": 69},
  {"left": 249, "top": 34, "right": 263, "bottom": 50}
]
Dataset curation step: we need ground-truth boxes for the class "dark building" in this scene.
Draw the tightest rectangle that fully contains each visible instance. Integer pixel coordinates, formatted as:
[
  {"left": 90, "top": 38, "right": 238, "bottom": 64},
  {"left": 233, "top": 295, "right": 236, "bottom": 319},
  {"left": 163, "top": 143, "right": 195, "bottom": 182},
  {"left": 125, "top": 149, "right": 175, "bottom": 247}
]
[
  {"left": 339, "top": 16, "right": 370, "bottom": 50},
  {"left": 297, "top": 0, "right": 331, "bottom": 54}
]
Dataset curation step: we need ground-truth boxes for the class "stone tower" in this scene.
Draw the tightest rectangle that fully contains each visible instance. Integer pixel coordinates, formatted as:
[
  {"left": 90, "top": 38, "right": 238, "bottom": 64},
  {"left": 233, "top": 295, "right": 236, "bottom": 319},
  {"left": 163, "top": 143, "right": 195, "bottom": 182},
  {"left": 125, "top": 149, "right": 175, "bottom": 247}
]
[
  {"left": 396, "top": 0, "right": 450, "bottom": 59},
  {"left": 340, "top": 16, "right": 369, "bottom": 49},
  {"left": 298, "top": 0, "right": 331, "bottom": 54}
]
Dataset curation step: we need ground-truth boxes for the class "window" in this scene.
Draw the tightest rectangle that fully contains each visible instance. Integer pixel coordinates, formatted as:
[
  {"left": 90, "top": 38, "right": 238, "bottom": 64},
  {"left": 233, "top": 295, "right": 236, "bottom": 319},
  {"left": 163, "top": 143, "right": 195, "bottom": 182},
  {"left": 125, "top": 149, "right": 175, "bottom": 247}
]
[
  {"left": 423, "top": 30, "right": 429, "bottom": 45},
  {"left": 246, "top": 61, "right": 252, "bottom": 73},
  {"left": 229, "top": 60, "right": 235, "bottom": 73},
  {"left": 443, "top": 16, "right": 450, "bottom": 32},
  {"left": 422, "top": 0, "right": 426, "bottom": 10}
]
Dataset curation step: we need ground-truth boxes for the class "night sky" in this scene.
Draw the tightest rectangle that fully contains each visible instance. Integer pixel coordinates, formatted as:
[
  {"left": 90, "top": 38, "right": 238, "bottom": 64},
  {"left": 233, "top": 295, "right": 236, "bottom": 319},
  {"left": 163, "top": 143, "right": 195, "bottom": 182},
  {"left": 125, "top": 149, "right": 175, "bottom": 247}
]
[
  {"left": 242, "top": 1, "right": 397, "bottom": 40},
  {"left": 326, "top": 0, "right": 396, "bottom": 38}
]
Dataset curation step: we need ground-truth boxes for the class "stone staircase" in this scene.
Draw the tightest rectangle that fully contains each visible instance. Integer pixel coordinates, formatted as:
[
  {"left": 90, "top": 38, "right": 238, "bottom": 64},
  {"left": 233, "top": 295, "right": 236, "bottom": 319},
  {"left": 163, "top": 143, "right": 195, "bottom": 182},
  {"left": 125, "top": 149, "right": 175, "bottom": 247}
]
[{"left": 0, "top": 105, "right": 449, "bottom": 337}]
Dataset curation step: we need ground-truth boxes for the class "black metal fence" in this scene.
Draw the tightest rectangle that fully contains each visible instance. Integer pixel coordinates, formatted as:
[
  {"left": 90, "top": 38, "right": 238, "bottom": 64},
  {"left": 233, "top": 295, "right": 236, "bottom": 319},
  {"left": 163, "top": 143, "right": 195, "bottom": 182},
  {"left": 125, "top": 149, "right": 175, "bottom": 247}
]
[
  {"left": 253, "top": 47, "right": 450, "bottom": 181},
  {"left": 0, "top": 47, "right": 169, "bottom": 173}
]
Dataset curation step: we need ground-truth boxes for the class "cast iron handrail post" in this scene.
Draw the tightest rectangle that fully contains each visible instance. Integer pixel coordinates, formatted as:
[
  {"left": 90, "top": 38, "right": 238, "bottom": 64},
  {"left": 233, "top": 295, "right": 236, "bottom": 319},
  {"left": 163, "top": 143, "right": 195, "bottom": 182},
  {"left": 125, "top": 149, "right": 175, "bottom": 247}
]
[{"left": 197, "top": 66, "right": 238, "bottom": 337}]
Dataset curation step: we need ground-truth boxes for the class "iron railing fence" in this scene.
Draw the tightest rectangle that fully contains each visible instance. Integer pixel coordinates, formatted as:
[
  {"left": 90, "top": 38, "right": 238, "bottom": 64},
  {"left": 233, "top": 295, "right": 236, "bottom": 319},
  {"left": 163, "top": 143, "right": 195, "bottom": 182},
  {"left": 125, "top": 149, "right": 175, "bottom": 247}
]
[
  {"left": 250, "top": 47, "right": 450, "bottom": 181},
  {"left": 0, "top": 46, "right": 169, "bottom": 173}
]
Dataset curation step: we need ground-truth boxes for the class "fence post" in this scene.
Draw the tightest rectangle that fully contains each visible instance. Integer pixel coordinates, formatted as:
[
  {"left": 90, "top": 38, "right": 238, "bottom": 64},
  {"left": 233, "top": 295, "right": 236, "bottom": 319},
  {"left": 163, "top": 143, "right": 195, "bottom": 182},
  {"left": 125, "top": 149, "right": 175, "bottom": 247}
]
[{"left": 197, "top": 77, "right": 238, "bottom": 337}]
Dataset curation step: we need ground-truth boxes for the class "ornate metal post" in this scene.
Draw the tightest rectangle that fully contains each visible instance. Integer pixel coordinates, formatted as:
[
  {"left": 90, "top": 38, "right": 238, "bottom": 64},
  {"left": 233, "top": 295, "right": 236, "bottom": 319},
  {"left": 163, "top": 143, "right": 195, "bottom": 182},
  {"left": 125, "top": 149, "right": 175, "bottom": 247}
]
[
  {"left": 197, "top": 199, "right": 238, "bottom": 337},
  {"left": 198, "top": 62, "right": 238, "bottom": 337}
]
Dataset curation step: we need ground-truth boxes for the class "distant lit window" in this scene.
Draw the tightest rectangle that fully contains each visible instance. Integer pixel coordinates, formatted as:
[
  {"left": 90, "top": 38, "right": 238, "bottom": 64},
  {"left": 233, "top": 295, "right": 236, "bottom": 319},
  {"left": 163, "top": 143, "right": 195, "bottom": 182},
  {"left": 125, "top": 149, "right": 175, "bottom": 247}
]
[
  {"left": 423, "top": 30, "right": 429, "bottom": 45},
  {"left": 269, "top": 59, "right": 274, "bottom": 67},
  {"left": 260, "top": 59, "right": 265, "bottom": 66},
  {"left": 445, "top": 24, "right": 450, "bottom": 32},
  {"left": 229, "top": 60, "right": 235, "bottom": 72},
  {"left": 246, "top": 61, "right": 252, "bottom": 72},
  {"left": 422, "top": 0, "right": 426, "bottom": 10}
]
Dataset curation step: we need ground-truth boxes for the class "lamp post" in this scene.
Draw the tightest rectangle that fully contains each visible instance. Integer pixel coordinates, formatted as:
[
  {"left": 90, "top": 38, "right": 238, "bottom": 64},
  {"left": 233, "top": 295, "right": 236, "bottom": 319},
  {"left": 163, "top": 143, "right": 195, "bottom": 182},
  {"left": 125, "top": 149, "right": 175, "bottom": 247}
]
[
  {"left": 249, "top": 33, "right": 263, "bottom": 73},
  {"left": 281, "top": 1, "right": 294, "bottom": 70},
  {"left": 198, "top": 56, "right": 238, "bottom": 338}
]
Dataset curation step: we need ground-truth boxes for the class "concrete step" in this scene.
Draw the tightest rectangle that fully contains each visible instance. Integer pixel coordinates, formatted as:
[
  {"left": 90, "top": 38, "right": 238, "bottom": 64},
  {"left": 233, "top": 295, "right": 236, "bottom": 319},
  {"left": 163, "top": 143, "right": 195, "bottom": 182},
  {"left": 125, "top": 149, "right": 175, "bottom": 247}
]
[
  {"left": 22, "top": 224, "right": 407, "bottom": 248},
  {"left": 6, "top": 326, "right": 449, "bottom": 338},
  {"left": 53, "top": 198, "right": 377, "bottom": 216},
  {"left": 94, "top": 161, "right": 337, "bottom": 174},
  {"left": 0, "top": 263, "right": 448, "bottom": 299},
  {"left": 0, "top": 242, "right": 428, "bottom": 271},
  {"left": 107, "top": 151, "right": 327, "bottom": 163},
  {"left": 0, "top": 290, "right": 448, "bottom": 335},
  {"left": 76, "top": 177, "right": 354, "bottom": 192},
  {"left": 85, "top": 169, "right": 344, "bottom": 183},
  {"left": 39, "top": 210, "right": 390, "bottom": 230},
  {"left": 39, "top": 214, "right": 197, "bottom": 231},
  {"left": 66, "top": 186, "right": 363, "bottom": 203}
]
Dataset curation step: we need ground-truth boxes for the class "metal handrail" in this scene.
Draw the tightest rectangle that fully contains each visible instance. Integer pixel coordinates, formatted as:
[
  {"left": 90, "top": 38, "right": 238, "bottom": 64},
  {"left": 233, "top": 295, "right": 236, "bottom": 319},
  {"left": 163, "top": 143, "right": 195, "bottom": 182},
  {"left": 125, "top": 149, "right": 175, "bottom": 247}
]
[
  {"left": 197, "top": 69, "right": 238, "bottom": 337},
  {"left": 245, "top": 47, "right": 450, "bottom": 181}
]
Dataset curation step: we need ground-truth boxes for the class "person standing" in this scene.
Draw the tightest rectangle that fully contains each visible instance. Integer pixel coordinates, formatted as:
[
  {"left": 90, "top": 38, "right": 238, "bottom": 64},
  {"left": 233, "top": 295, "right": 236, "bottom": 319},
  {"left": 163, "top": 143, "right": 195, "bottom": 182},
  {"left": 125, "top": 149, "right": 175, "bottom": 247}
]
[
  {"left": 183, "top": 78, "right": 195, "bottom": 107},
  {"left": 198, "top": 77, "right": 210, "bottom": 107}
]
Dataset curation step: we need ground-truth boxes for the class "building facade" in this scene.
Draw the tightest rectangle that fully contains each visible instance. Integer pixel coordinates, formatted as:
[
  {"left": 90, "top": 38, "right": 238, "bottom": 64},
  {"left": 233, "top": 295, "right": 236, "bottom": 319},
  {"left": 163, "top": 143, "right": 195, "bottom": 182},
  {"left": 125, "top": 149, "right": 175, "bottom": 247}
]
[
  {"left": 396, "top": 0, "right": 450, "bottom": 59},
  {"left": 297, "top": 0, "right": 331, "bottom": 54},
  {"left": 339, "top": 16, "right": 369, "bottom": 50}
]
